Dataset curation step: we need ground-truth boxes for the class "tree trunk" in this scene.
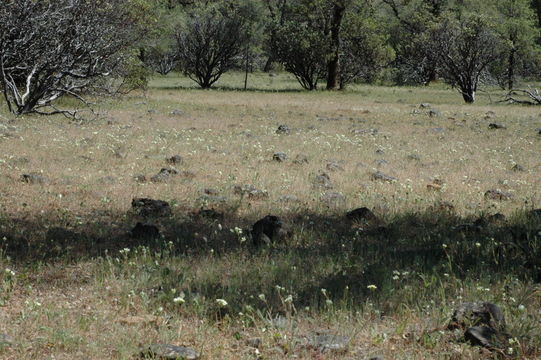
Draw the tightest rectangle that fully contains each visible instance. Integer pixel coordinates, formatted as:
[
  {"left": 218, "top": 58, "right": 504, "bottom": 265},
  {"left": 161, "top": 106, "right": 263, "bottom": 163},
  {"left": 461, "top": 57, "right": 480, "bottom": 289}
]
[
  {"left": 461, "top": 88, "right": 475, "bottom": 103},
  {"left": 263, "top": 56, "right": 274, "bottom": 72},
  {"left": 326, "top": 3, "right": 346, "bottom": 90},
  {"left": 508, "top": 49, "right": 515, "bottom": 90}
]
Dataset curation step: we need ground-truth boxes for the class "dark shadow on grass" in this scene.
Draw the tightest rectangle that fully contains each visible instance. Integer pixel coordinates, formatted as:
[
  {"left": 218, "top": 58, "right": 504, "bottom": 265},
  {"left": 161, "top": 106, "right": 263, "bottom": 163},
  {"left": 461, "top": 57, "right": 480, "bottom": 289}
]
[
  {"left": 153, "top": 84, "right": 312, "bottom": 93},
  {"left": 1, "top": 205, "right": 540, "bottom": 314}
]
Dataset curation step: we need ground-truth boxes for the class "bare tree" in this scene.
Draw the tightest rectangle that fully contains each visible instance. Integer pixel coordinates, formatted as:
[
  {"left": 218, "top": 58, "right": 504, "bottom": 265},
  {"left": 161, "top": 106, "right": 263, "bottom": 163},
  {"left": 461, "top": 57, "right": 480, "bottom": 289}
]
[
  {"left": 142, "top": 47, "right": 179, "bottom": 75},
  {"left": 175, "top": 3, "right": 251, "bottom": 89},
  {"left": 429, "top": 13, "right": 501, "bottom": 103},
  {"left": 0, "top": 0, "right": 137, "bottom": 116}
]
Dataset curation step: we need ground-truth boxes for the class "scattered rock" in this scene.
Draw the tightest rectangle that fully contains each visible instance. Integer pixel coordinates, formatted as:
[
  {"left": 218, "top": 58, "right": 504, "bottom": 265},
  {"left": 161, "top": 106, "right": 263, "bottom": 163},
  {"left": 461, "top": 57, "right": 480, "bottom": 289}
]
[
  {"left": 465, "top": 326, "right": 511, "bottom": 350},
  {"left": 151, "top": 168, "right": 179, "bottom": 183},
  {"left": 419, "top": 103, "right": 431, "bottom": 109},
  {"left": 279, "top": 195, "right": 300, "bottom": 203},
  {"left": 203, "top": 188, "right": 220, "bottom": 196},
  {"left": 484, "top": 189, "right": 513, "bottom": 201},
  {"left": 351, "top": 128, "right": 378, "bottom": 136},
  {"left": 273, "top": 152, "right": 287, "bottom": 162},
  {"left": 233, "top": 184, "right": 269, "bottom": 200},
  {"left": 371, "top": 171, "right": 397, "bottom": 183},
  {"left": 134, "top": 174, "right": 147, "bottom": 183},
  {"left": 346, "top": 207, "right": 378, "bottom": 222},
  {"left": 166, "top": 155, "right": 183, "bottom": 164},
  {"left": 131, "top": 198, "right": 172, "bottom": 218},
  {"left": 511, "top": 164, "right": 525, "bottom": 172},
  {"left": 20, "top": 173, "right": 50, "bottom": 185},
  {"left": 276, "top": 125, "right": 291, "bottom": 135},
  {"left": 131, "top": 222, "right": 161, "bottom": 239},
  {"left": 245, "top": 338, "right": 262, "bottom": 349},
  {"left": 170, "top": 109, "right": 184, "bottom": 116},
  {"left": 326, "top": 161, "right": 344, "bottom": 172},
  {"left": 375, "top": 159, "right": 388, "bottom": 167},
  {"left": 430, "top": 127, "right": 445, "bottom": 134},
  {"left": 428, "top": 109, "right": 441, "bottom": 117},
  {"left": 407, "top": 154, "right": 421, "bottom": 161},
  {"left": 426, "top": 183, "right": 442, "bottom": 191},
  {"left": 321, "top": 191, "right": 346, "bottom": 206},
  {"left": 485, "top": 111, "right": 496, "bottom": 119},
  {"left": 140, "top": 344, "right": 200, "bottom": 360},
  {"left": 449, "top": 302, "right": 506, "bottom": 331},
  {"left": 293, "top": 154, "right": 309, "bottom": 164},
  {"left": 314, "top": 172, "right": 333, "bottom": 189},
  {"left": 488, "top": 123, "right": 506, "bottom": 130},
  {"left": 252, "top": 215, "right": 289, "bottom": 246},
  {"left": 307, "top": 334, "right": 349, "bottom": 353},
  {"left": 375, "top": 149, "right": 385, "bottom": 155}
]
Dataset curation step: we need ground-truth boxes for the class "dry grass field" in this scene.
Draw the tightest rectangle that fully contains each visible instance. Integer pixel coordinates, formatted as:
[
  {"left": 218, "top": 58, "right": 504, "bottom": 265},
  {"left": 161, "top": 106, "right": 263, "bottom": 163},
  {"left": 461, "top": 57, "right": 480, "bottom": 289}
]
[{"left": 0, "top": 72, "right": 540, "bottom": 359}]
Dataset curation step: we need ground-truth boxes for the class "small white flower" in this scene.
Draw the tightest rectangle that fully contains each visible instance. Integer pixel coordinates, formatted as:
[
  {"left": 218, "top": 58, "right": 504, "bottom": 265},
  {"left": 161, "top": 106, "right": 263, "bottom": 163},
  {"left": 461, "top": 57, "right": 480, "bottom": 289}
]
[
  {"left": 216, "top": 299, "right": 228, "bottom": 307},
  {"left": 475, "top": 242, "right": 481, "bottom": 247},
  {"left": 5, "top": 268, "right": 15, "bottom": 276},
  {"left": 173, "top": 297, "right": 185, "bottom": 304},
  {"left": 284, "top": 295, "right": 293, "bottom": 303},
  {"left": 320, "top": 288, "right": 327, "bottom": 295},
  {"left": 392, "top": 275, "right": 399, "bottom": 280},
  {"left": 518, "top": 304, "right": 526, "bottom": 312},
  {"left": 325, "top": 299, "right": 333, "bottom": 305},
  {"left": 367, "top": 284, "right": 377, "bottom": 290},
  {"left": 442, "top": 244, "right": 448, "bottom": 249},
  {"left": 258, "top": 294, "right": 266, "bottom": 301}
]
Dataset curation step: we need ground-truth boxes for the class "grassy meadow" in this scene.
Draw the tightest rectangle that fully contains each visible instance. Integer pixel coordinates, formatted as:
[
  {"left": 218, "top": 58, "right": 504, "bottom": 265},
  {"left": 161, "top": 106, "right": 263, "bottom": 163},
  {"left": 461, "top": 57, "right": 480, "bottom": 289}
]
[{"left": 0, "top": 72, "right": 540, "bottom": 359}]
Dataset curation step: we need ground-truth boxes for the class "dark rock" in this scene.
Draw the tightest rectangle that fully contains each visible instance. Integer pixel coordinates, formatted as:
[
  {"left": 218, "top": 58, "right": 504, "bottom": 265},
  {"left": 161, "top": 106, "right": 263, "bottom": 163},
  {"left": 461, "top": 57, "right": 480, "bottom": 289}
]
[
  {"left": 449, "top": 302, "right": 506, "bottom": 331},
  {"left": 293, "top": 154, "right": 309, "bottom": 164},
  {"left": 203, "top": 188, "right": 220, "bottom": 196},
  {"left": 511, "top": 164, "right": 525, "bottom": 172},
  {"left": 245, "top": 338, "right": 262, "bottom": 348},
  {"left": 307, "top": 334, "right": 349, "bottom": 353},
  {"left": 346, "top": 207, "right": 378, "bottom": 222},
  {"left": 197, "top": 208, "right": 224, "bottom": 220},
  {"left": 20, "top": 173, "right": 50, "bottom": 185},
  {"left": 170, "top": 109, "right": 184, "bottom": 116},
  {"left": 375, "top": 159, "right": 388, "bottom": 167},
  {"left": 166, "top": 155, "right": 183, "bottom": 164},
  {"left": 488, "top": 123, "right": 506, "bottom": 130},
  {"left": 131, "top": 223, "right": 160, "bottom": 239},
  {"left": 131, "top": 198, "right": 172, "bottom": 218},
  {"left": 314, "top": 172, "right": 333, "bottom": 189},
  {"left": 375, "top": 149, "right": 385, "bottom": 155},
  {"left": 484, "top": 189, "right": 513, "bottom": 201},
  {"left": 407, "top": 154, "right": 421, "bottom": 161},
  {"left": 151, "top": 168, "right": 179, "bottom": 183},
  {"left": 371, "top": 171, "right": 397, "bottom": 182},
  {"left": 276, "top": 125, "right": 291, "bottom": 135},
  {"left": 465, "top": 326, "right": 511, "bottom": 350},
  {"left": 141, "top": 344, "right": 200, "bottom": 360},
  {"left": 428, "top": 109, "right": 441, "bottom": 117},
  {"left": 273, "top": 152, "right": 287, "bottom": 162},
  {"left": 419, "top": 103, "right": 431, "bottom": 109},
  {"left": 326, "top": 161, "right": 344, "bottom": 172},
  {"left": 233, "top": 184, "right": 268, "bottom": 200},
  {"left": 134, "top": 174, "right": 147, "bottom": 183},
  {"left": 252, "top": 215, "right": 289, "bottom": 246}
]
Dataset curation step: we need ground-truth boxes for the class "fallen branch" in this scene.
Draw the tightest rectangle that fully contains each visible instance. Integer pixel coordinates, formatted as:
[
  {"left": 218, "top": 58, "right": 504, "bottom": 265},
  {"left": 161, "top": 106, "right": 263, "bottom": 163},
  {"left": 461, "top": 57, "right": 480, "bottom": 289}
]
[{"left": 501, "top": 87, "right": 541, "bottom": 105}]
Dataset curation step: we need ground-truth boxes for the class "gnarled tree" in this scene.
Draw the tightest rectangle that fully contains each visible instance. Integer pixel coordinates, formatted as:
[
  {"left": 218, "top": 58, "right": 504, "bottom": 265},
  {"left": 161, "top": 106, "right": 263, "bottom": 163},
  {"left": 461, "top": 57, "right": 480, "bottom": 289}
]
[
  {"left": 0, "top": 0, "right": 137, "bottom": 116},
  {"left": 429, "top": 12, "right": 501, "bottom": 103},
  {"left": 175, "top": 1, "right": 253, "bottom": 89}
]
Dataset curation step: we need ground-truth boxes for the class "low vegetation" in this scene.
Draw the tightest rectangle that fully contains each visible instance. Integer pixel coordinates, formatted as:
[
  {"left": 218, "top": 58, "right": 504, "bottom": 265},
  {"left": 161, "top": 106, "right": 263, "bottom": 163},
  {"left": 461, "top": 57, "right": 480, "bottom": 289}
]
[{"left": 0, "top": 73, "right": 540, "bottom": 359}]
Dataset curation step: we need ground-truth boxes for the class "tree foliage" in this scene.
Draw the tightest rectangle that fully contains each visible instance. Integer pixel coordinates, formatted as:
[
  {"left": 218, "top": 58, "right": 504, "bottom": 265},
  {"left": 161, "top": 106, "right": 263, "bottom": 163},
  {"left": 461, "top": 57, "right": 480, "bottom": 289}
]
[{"left": 175, "top": 1, "right": 256, "bottom": 88}]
